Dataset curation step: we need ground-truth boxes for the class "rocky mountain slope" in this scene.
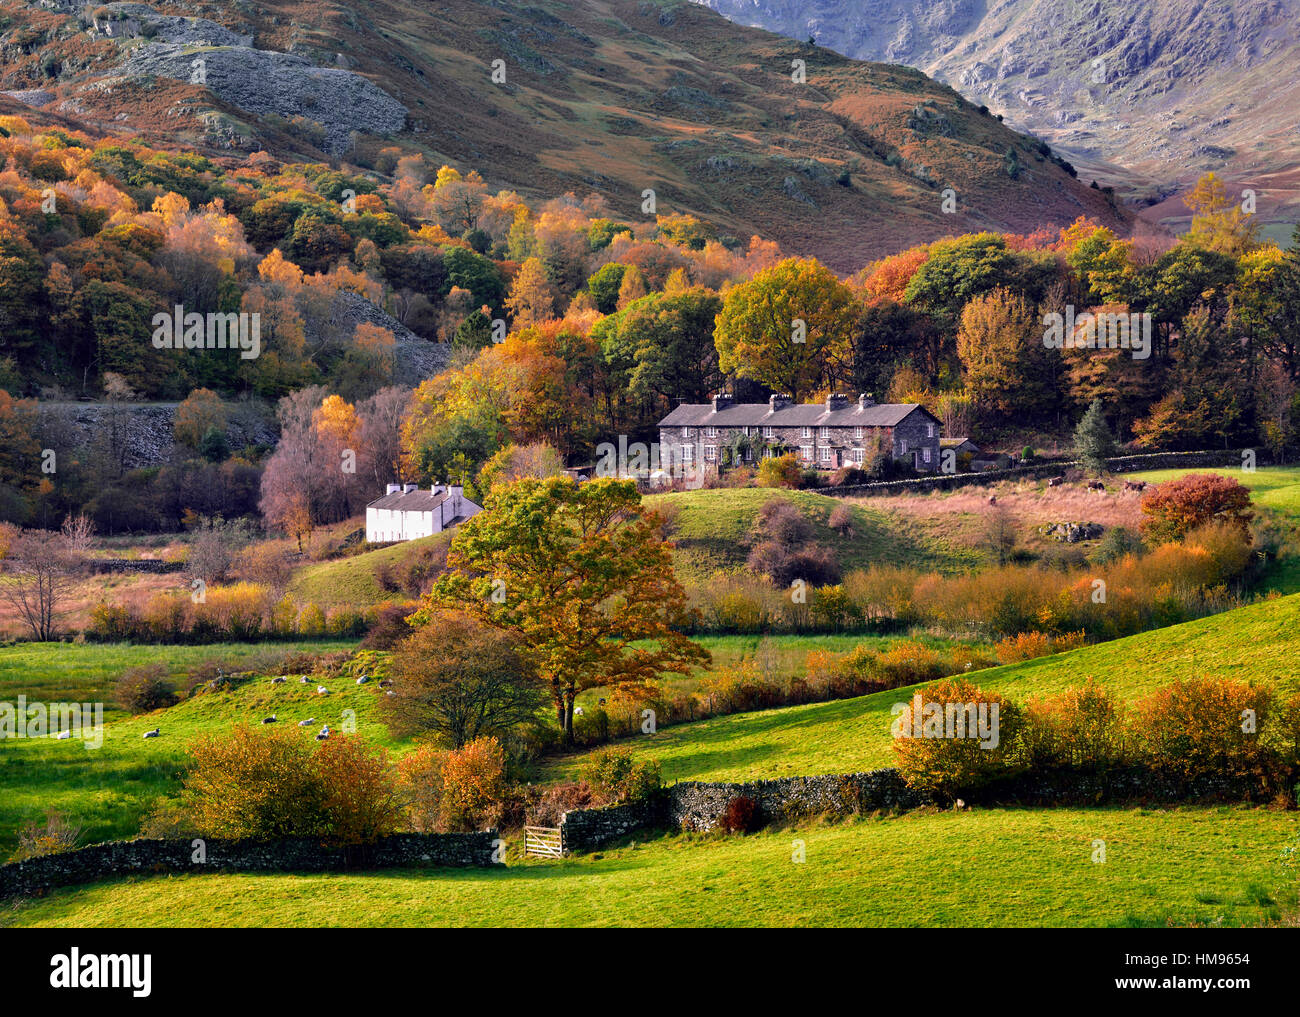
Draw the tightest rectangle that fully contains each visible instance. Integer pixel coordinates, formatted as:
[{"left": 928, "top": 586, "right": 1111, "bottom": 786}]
[
  {"left": 695, "top": 0, "right": 1300, "bottom": 240},
  {"left": 0, "top": 0, "right": 1128, "bottom": 269}
]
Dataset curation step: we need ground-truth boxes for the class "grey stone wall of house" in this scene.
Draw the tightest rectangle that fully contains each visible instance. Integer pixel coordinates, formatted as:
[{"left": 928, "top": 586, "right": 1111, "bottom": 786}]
[
  {"left": 658, "top": 411, "right": 939, "bottom": 474},
  {"left": 0, "top": 832, "right": 500, "bottom": 900}
]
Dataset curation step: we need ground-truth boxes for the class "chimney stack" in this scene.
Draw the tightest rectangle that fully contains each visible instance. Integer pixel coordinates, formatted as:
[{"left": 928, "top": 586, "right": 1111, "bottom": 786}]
[
  {"left": 768, "top": 393, "right": 791, "bottom": 412},
  {"left": 711, "top": 392, "right": 733, "bottom": 412},
  {"left": 858, "top": 393, "right": 875, "bottom": 410},
  {"left": 826, "top": 393, "right": 849, "bottom": 411},
  {"left": 386, "top": 483, "right": 400, "bottom": 495}
]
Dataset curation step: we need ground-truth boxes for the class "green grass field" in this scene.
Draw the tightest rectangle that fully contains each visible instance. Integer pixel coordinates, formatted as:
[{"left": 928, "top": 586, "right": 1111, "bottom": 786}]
[
  {"left": 548, "top": 591, "right": 1300, "bottom": 783},
  {"left": 4, "top": 806, "right": 1294, "bottom": 928}
]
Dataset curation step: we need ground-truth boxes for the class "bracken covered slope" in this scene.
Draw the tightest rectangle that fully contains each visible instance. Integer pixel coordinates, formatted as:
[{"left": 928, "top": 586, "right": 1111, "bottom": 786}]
[{"left": 0, "top": 0, "right": 1128, "bottom": 269}]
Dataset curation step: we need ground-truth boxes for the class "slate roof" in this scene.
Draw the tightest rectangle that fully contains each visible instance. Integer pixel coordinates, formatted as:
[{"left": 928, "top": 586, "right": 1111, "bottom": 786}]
[
  {"left": 366, "top": 489, "right": 451, "bottom": 512},
  {"left": 658, "top": 401, "right": 935, "bottom": 428}
]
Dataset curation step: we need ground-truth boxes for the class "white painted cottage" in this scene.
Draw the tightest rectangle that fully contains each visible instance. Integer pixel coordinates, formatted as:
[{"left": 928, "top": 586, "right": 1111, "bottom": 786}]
[{"left": 365, "top": 483, "right": 481, "bottom": 544}]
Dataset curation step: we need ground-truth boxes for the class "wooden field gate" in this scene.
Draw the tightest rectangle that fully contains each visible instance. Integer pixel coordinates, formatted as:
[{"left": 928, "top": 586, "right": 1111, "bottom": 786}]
[{"left": 524, "top": 825, "right": 564, "bottom": 858}]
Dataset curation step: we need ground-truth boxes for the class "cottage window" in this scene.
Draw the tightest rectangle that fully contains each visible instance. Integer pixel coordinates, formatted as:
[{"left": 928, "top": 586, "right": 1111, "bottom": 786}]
[
  {"left": 681, "top": 426, "right": 691, "bottom": 438},
  {"left": 802, "top": 426, "right": 813, "bottom": 439},
  {"left": 704, "top": 445, "right": 717, "bottom": 462},
  {"left": 851, "top": 448, "right": 864, "bottom": 465},
  {"left": 763, "top": 426, "right": 774, "bottom": 438},
  {"left": 819, "top": 447, "right": 833, "bottom": 463},
  {"left": 854, "top": 426, "right": 863, "bottom": 439},
  {"left": 899, "top": 439, "right": 908, "bottom": 453},
  {"left": 922, "top": 447, "right": 932, "bottom": 464},
  {"left": 680, "top": 444, "right": 694, "bottom": 464},
  {"left": 927, "top": 423, "right": 935, "bottom": 438},
  {"left": 819, "top": 426, "right": 830, "bottom": 439},
  {"left": 706, "top": 426, "right": 718, "bottom": 438},
  {"left": 800, "top": 445, "right": 814, "bottom": 461}
]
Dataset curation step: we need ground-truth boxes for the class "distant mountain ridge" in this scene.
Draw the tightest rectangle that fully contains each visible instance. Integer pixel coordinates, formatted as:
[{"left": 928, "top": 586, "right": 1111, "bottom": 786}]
[
  {"left": 694, "top": 0, "right": 1300, "bottom": 240},
  {"left": 0, "top": 0, "right": 1128, "bottom": 269}
]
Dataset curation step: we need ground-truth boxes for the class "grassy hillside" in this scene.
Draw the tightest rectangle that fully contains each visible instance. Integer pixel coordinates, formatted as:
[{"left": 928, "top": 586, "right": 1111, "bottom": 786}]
[
  {"left": 0, "top": 646, "right": 384, "bottom": 853},
  {"left": 548, "top": 591, "right": 1300, "bottom": 783},
  {"left": 288, "top": 535, "right": 448, "bottom": 608},
  {"left": 649, "top": 487, "right": 982, "bottom": 582},
  {"left": 4, "top": 806, "right": 1294, "bottom": 928}
]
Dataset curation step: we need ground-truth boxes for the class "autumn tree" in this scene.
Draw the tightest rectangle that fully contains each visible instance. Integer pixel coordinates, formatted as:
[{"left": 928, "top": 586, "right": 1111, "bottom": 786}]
[
  {"left": 416, "top": 477, "right": 710, "bottom": 742},
  {"left": 505, "top": 256, "right": 557, "bottom": 328},
  {"left": 475, "top": 442, "right": 565, "bottom": 498},
  {"left": 173, "top": 388, "right": 228, "bottom": 451},
  {"left": 382, "top": 612, "right": 545, "bottom": 747},
  {"left": 714, "top": 257, "right": 856, "bottom": 401},
  {"left": 956, "top": 287, "right": 1059, "bottom": 421},
  {"left": 0, "top": 528, "right": 77, "bottom": 640},
  {"left": 1139, "top": 473, "right": 1253, "bottom": 545},
  {"left": 1184, "top": 172, "right": 1260, "bottom": 257}
]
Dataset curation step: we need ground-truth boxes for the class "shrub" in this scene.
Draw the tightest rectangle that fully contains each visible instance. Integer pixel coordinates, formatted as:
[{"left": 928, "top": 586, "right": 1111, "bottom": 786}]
[
  {"left": 115, "top": 663, "right": 178, "bottom": 713},
  {"left": 1140, "top": 473, "right": 1253, "bottom": 545},
  {"left": 719, "top": 795, "right": 760, "bottom": 834},
  {"left": 12, "top": 810, "right": 82, "bottom": 862},
  {"left": 528, "top": 781, "right": 597, "bottom": 826},
  {"left": 393, "top": 743, "right": 446, "bottom": 833},
  {"left": 183, "top": 726, "right": 326, "bottom": 839},
  {"left": 137, "top": 799, "right": 198, "bottom": 839},
  {"left": 828, "top": 467, "right": 869, "bottom": 488},
  {"left": 578, "top": 745, "right": 662, "bottom": 804},
  {"left": 438, "top": 736, "right": 507, "bottom": 832},
  {"left": 298, "top": 602, "right": 326, "bottom": 636},
  {"left": 360, "top": 600, "right": 418, "bottom": 649},
  {"left": 753, "top": 498, "right": 813, "bottom": 548},
  {"left": 892, "top": 679, "right": 1025, "bottom": 798},
  {"left": 757, "top": 453, "right": 802, "bottom": 488},
  {"left": 311, "top": 736, "right": 401, "bottom": 844},
  {"left": 1133, "top": 678, "right": 1277, "bottom": 783},
  {"left": 1022, "top": 679, "right": 1129, "bottom": 769},
  {"left": 828, "top": 503, "right": 854, "bottom": 535}
]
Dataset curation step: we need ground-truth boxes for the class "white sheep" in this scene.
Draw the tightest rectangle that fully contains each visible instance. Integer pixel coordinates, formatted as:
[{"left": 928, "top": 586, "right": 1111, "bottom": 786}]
[
  {"left": 143, "top": 728, "right": 160, "bottom": 739},
  {"left": 316, "top": 725, "right": 330, "bottom": 740},
  {"left": 573, "top": 706, "right": 584, "bottom": 717},
  {"left": 297, "top": 717, "right": 315, "bottom": 727},
  {"left": 355, "top": 675, "right": 370, "bottom": 685},
  {"left": 316, "top": 686, "right": 329, "bottom": 695}
]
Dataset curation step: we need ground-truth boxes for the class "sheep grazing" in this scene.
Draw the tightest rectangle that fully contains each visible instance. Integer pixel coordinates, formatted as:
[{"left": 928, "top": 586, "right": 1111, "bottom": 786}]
[
  {"left": 261, "top": 715, "right": 277, "bottom": 724},
  {"left": 316, "top": 686, "right": 329, "bottom": 695},
  {"left": 573, "top": 706, "right": 584, "bottom": 716},
  {"left": 378, "top": 679, "right": 392, "bottom": 688},
  {"left": 143, "top": 729, "right": 160, "bottom": 739},
  {"left": 1122, "top": 479, "right": 1147, "bottom": 493},
  {"left": 298, "top": 717, "right": 315, "bottom": 727},
  {"left": 298, "top": 676, "right": 310, "bottom": 684},
  {"left": 1087, "top": 480, "right": 1105, "bottom": 491},
  {"left": 316, "top": 725, "right": 330, "bottom": 740},
  {"left": 385, "top": 690, "right": 395, "bottom": 697},
  {"left": 987, "top": 495, "right": 997, "bottom": 505},
  {"left": 355, "top": 676, "right": 369, "bottom": 685},
  {"left": 1048, "top": 476, "right": 1065, "bottom": 488}
]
